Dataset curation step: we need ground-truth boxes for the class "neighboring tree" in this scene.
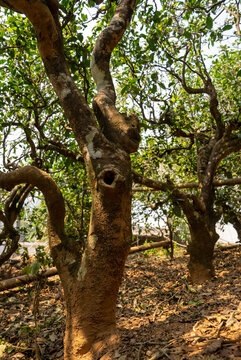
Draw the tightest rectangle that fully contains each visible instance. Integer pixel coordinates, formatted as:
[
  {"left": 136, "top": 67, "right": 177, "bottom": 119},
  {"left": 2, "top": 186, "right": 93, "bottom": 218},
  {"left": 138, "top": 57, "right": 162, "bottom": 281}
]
[
  {"left": 115, "top": 1, "right": 241, "bottom": 282},
  {"left": 131, "top": 46, "right": 241, "bottom": 282},
  {"left": 0, "top": 1, "right": 140, "bottom": 359}
]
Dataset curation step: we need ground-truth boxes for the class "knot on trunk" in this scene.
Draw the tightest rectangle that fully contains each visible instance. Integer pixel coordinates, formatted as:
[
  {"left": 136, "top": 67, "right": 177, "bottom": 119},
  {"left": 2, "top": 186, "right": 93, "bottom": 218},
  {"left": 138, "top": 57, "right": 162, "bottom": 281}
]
[{"left": 97, "top": 167, "right": 125, "bottom": 190}]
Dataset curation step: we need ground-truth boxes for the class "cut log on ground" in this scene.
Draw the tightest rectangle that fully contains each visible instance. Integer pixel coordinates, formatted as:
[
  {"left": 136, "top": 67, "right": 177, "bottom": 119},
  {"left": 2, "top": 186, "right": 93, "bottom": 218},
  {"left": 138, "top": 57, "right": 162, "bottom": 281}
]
[
  {"left": 129, "top": 239, "right": 171, "bottom": 254},
  {"left": 216, "top": 244, "right": 240, "bottom": 251},
  {"left": 0, "top": 268, "right": 58, "bottom": 291},
  {"left": 132, "top": 234, "right": 168, "bottom": 246}
]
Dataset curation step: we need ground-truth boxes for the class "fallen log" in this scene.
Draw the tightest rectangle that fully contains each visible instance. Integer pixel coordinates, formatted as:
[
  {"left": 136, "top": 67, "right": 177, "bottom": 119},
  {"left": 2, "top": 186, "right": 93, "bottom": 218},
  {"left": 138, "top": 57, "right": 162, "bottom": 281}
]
[
  {"left": 132, "top": 234, "right": 168, "bottom": 246},
  {"left": 216, "top": 243, "right": 240, "bottom": 251},
  {"left": 0, "top": 268, "right": 58, "bottom": 292},
  {"left": 129, "top": 239, "right": 171, "bottom": 254}
]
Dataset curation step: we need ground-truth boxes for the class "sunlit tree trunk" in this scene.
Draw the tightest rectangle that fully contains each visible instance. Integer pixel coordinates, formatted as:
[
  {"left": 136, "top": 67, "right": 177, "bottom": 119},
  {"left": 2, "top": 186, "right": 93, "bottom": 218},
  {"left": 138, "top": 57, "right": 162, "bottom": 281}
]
[{"left": 56, "top": 154, "right": 132, "bottom": 359}]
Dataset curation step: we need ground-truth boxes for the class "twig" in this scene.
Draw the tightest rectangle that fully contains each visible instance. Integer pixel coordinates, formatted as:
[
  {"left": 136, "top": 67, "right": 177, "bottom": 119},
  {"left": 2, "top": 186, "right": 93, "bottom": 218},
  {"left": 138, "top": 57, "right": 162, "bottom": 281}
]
[
  {"left": 149, "top": 348, "right": 172, "bottom": 360},
  {"left": 216, "top": 320, "right": 225, "bottom": 337},
  {"left": 137, "top": 343, "right": 143, "bottom": 360}
]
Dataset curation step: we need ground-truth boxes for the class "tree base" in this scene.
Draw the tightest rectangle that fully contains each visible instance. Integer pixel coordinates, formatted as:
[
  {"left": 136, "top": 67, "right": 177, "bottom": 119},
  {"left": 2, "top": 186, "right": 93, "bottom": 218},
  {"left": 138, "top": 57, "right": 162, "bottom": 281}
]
[
  {"left": 188, "top": 262, "right": 215, "bottom": 284},
  {"left": 64, "top": 329, "right": 119, "bottom": 360}
]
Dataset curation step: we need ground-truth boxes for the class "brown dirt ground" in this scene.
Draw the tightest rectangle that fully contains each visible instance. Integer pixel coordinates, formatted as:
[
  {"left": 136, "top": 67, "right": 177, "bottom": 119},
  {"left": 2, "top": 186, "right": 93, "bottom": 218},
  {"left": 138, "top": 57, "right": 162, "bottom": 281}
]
[{"left": 0, "top": 246, "right": 241, "bottom": 360}]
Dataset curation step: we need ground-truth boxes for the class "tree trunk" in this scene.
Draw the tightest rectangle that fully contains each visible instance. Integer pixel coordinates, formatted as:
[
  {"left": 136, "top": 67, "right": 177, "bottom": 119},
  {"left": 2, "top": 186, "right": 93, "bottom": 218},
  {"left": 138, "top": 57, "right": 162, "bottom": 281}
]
[
  {"left": 63, "top": 277, "right": 122, "bottom": 360},
  {"left": 187, "top": 216, "right": 219, "bottom": 283},
  {"left": 52, "top": 155, "right": 132, "bottom": 359}
]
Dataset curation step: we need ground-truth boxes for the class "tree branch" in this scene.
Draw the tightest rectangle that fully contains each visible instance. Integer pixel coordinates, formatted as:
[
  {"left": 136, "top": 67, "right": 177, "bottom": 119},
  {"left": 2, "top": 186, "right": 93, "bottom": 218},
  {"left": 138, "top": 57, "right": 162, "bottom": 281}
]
[
  {"left": 91, "top": 0, "right": 141, "bottom": 153},
  {"left": 132, "top": 170, "right": 241, "bottom": 191},
  {"left": 0, "top": 166, "right": 66, "bottom": 250}
]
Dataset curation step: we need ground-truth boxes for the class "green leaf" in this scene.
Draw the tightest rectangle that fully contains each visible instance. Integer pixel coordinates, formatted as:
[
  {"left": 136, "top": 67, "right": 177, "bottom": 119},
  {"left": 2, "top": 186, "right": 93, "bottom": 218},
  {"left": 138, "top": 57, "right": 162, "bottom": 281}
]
[
  {"left": 159, "top": 82, "right": 166, "bottom": 90},
  {"left": 22, "top": 264, "right": 31, "bottom": 275},
  {"left": 30, "top": 261, "right": 41, "bottom": 275},
  {"left": 206, "top": 15, "right": 213, "bottom": 30},
  {"left": 148, "top": 38, "right": 156, "bottom": 51},
  {"left": 184, "top": 31, "right": 192, "bottom": 39},
  {"left": 222, "top": 24, "right": 232, "bottom": 31},
  {"left": 173, "top": 202, "right": 182, "bottom": 217},
  {"left": 237, "top": 69, "right": 241, "bottom": 77}
]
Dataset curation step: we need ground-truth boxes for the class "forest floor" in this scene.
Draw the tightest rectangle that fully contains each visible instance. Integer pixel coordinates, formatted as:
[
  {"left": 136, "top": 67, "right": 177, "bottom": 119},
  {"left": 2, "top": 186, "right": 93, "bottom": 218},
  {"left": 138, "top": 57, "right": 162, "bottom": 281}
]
[{"left": 0, "top": 246, "right": 240, "bottom": 360}]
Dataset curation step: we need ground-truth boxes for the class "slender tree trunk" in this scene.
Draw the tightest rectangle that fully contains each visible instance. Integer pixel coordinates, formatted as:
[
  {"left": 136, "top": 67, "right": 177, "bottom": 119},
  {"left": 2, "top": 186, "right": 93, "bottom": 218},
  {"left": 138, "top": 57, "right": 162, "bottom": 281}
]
[{"left": 187, "top": 216, "right": 219, "bottom": 283}]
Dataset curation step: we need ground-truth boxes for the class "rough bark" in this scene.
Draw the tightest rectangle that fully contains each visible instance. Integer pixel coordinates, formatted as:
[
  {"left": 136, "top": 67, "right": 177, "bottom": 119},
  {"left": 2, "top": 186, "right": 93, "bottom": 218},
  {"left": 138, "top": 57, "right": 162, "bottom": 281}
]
[{"left": 91, "top": 0, "right": 140, "bottom": 154}]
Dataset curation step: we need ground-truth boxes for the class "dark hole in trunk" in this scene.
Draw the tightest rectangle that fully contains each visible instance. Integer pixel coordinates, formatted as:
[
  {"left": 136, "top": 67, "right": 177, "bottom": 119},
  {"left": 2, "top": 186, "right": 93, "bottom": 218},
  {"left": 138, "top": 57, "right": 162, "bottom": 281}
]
[{"left": 103, "top": 171, "right": 115, "bottom": 185}]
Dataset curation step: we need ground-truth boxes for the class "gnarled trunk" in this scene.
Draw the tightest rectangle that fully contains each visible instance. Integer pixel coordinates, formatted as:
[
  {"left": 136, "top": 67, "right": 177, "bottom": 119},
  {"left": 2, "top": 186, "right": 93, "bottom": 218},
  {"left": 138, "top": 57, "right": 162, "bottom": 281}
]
[{"left": 187, "top": 216, "right": 219, "bottom": 283}]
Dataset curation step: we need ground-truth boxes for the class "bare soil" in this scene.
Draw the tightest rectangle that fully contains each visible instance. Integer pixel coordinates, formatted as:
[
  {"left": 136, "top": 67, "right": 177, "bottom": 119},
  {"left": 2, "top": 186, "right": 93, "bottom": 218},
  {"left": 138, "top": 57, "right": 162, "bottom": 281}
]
[{"left": 0, "top": 247, "right": 241, "bottom": 359}]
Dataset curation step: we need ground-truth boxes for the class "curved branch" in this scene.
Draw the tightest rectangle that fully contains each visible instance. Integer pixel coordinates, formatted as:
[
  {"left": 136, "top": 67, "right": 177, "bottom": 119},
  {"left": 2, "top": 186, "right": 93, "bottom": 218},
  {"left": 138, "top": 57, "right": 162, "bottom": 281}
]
[
  {"left": 0, "top": 228, "right": 19, "bottom": 267},
  {"left": 38, "top": 143, "right": 84, "bottom": 163},
  {"left": 91, "top": 0, "right": 141, "bottom": 153},
  {"left": 175, "top": 44, "right": 224, "bottom": 139},
  {"left": 0, "top": 166, "right": 65, "bottom": 248},
  {"left": 4, "top": 184, "right": 33, "bottom": 225},
  {"left": 0, "top": 0, "right": 22, "bottom": 12},
  {"left": 181, "top": 47, "right": 207, "bottom": 95},
  {"left": 132, "top": 170, "right": 170, "bottom": 191},
  {"left": 91, "top": 0, "right": 135, "bottom": 99}
]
